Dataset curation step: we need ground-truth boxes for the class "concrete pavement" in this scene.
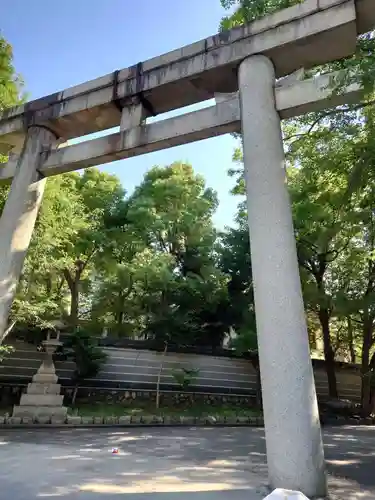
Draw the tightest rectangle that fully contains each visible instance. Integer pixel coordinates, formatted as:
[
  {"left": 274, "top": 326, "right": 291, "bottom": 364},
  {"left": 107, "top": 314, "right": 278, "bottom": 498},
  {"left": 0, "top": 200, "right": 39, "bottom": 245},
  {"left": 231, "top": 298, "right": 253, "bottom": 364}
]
[{"left": 0, "top": 426, "right": 373, "bottom": 499}]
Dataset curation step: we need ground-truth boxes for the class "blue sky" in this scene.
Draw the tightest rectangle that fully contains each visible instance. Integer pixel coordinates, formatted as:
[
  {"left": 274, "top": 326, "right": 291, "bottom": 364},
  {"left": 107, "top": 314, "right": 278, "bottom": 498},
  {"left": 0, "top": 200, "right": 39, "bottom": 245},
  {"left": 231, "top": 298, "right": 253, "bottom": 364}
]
[{"left": 2, "top": 0, "right": 241, "bottom": 228}]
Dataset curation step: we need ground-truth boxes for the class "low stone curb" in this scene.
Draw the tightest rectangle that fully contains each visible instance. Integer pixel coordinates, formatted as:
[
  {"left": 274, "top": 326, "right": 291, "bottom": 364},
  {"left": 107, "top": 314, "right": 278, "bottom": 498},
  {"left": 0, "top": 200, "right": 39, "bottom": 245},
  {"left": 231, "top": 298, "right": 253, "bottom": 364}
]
[
  {"left": 0, "top": 414, "right": 264, "bottom": 427},
  {"left": 0, "top": 414, "right": 373, "bottom": 429}
]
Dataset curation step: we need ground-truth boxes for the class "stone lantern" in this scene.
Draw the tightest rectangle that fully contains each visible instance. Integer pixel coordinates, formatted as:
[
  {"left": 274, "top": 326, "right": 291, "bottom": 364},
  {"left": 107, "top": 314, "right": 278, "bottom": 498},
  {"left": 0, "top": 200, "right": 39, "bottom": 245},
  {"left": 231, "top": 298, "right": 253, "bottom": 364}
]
[{"left": 12, "top": 330, "right": 67, "bottom": 422}]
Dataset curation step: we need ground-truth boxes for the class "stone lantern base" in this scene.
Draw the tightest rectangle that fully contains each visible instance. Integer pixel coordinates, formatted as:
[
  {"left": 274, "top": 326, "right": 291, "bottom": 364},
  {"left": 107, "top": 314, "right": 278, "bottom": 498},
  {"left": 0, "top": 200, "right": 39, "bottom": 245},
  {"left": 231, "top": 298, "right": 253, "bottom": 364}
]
[{"left": 12, "top": 333, "right": 67, "bottom": 420}]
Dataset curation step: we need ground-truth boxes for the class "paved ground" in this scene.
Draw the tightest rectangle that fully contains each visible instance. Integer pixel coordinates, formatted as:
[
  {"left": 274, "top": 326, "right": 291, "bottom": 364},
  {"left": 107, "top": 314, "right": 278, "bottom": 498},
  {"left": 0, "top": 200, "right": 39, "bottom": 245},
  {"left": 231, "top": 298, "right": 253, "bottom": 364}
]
[{"left": 0, "top": 426, "right": 374, "bottom": 499}]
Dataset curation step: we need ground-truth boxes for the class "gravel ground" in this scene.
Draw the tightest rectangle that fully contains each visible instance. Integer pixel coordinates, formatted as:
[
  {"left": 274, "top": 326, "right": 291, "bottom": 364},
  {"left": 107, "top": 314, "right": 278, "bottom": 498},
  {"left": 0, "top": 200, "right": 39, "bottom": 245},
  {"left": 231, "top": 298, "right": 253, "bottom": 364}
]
[{"left": 0, "top": 426, "right": 373, "bottom": 499}]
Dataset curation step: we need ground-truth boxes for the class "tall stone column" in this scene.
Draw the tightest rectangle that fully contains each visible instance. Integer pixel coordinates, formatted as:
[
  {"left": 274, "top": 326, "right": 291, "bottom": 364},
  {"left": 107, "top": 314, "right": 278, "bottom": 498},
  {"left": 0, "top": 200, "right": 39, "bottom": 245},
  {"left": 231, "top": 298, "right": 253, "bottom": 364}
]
[
  {"left": 238, "top": 55, "right": 327, "bottom": 498},
  {"left": 0, "top": 126, "right": 58, "bottom": 342}
]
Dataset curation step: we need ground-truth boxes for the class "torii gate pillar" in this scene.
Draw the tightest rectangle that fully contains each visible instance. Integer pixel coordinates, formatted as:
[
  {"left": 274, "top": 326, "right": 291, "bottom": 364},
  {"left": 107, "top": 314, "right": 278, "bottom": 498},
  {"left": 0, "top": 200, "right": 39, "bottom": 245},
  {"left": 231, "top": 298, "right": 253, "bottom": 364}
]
[
  {"left": 0, "top": 126, "right": 58, "bottom": 342},
  {"left": 238, "top": 55, "right": 326, "bottom": 498}
]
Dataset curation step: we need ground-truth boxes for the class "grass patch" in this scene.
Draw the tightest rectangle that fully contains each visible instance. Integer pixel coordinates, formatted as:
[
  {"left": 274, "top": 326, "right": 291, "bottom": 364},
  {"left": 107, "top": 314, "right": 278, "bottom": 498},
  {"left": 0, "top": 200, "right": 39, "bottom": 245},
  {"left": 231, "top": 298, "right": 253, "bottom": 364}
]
[{"left": 69, "top": 402, "right": 262, "bottom": 418}]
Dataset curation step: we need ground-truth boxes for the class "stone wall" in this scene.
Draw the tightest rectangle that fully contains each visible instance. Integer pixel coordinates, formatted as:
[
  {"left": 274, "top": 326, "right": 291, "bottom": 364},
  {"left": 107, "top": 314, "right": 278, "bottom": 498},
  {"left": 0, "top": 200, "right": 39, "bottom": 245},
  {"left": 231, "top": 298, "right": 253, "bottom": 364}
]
[{"left": 0, "top": 341, "right": 362, "bottom": 403}]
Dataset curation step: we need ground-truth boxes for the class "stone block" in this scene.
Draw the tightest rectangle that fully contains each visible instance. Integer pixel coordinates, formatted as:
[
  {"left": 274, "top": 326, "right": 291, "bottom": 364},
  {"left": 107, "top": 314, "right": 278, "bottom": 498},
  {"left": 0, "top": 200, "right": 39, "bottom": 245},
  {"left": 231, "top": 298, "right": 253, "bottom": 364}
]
[
  {"left": 81, "top": 416, "right": 93, "bottom": 425},
  {"left": 27, "top": 383, "right": 61, "bottom": 395},
  {"left": 195, "top": 417, "right": 206, "bottom": 425},
  {"left": 35, "top": 415, "right": 51, "bottom": 424},
  {"left": 12, "top": 405, "right": 67, "bottom": 419},
  {"left": 141, "top": 415, "right": 153, "bottom": 424},
  {"left": 32, "top": 373, "right": 58, "bottom": 384},
  {"left": 153, "top": 415, "right": 163, "bottom": 424},
  {"left": 93, "top": 416, "right": 103, "bottom": 425},
  {"left": 9, "top": 417, "right": 21, "bottom": 425},
  {"left": 67, "top": 416, "right": 82, "bottom": 425},
  {"left": 225, "top": 416, "right": 237, "bottom": 425},
  {"left": 20, "top": 393, "right": 64, "bottom": 406},
  {"left": 104, "top": 416, "right": 118, "bottom": 425},
  {"left": 180, "top": 416, "right": 196, "bottom": 425},
  {"left": 21, "top": 417, "right": 33, "bottom": 425},
  {"left": 206, "top": 415, "right": 217, "bottom": 425},
  {"left": 131, "top": 415, "right": 141, "bottom": 424},
  {"left": 0, "top": 416, "right": 6, "bottom": 424},
  {"left": 237, "top": 416, "right": 249, "bottom": 424},
  {"left": 51, "top": 416, "right": 66, "bottom": 425},
  {"left": 118, "top": 415, "right": 131, "bottom": 425},
  {"left": 265, "top": 489, "right": 309, "bottom": 499},
  {"left": 163, "top": 416, "right": 171, "bottom": 425}
]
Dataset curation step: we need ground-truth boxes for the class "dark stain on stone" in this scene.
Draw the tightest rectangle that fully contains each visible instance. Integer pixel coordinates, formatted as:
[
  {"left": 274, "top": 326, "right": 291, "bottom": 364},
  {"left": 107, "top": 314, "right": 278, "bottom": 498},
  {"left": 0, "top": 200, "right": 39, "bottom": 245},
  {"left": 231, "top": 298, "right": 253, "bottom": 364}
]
[
  {"left": 217, "top": 30, "right": 231, "bottom": 45},
  {"left": 22, "top": 92, "right": 62, "bottom": 130},
  {"left": 135, "top": 62, "right": 144, "bottom": 94}
]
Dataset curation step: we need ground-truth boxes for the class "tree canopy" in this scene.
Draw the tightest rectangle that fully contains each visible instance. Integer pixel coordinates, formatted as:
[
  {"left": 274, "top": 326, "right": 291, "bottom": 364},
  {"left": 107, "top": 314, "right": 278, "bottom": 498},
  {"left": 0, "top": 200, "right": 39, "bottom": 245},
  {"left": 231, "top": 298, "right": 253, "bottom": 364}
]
[{"left": 1, "top": 6, "right": 375, "bottom": 415}]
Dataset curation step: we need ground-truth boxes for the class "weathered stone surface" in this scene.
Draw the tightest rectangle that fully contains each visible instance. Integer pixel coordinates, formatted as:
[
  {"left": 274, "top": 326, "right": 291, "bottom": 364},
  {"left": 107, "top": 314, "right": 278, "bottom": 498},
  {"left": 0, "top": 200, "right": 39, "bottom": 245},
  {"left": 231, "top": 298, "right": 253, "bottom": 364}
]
[
  {"left": 237, "top": 416, "right": 249, "bottom": 424},
  {"left": 21, "top": 416, "right": 32, "bottom": 425},
  {"left": 67, "top": 416, "right": 82, "bottom": 425},
  {"left": 51, "top": 416, "right": 66, "bottom": 425},
  {"left": 35, "top": 415, "right": 51, "bottom": 424},
  {"left": 20, "top": 393, "right": 64, "bottom": 406},
  {"left": 265, "top": 489, "right": 309, "bottom": 499},
  {"left": 104, "top": 416, "right": 118, "bottom": 425},
  {"left": 32, "top": 373, "right": 58, "bottom": 384},
  {"left": 2, "top": 70, "right": 363, "bottom": 184},
  {"left": 141, "top": 415, "right": 153, "bottom": 424},
  {"left": 118, "top": 415, "right": 131, "bottom": 425},
  {"left": 0, "top": 0, "right": 362, "bottom": 154},
  {"left": 27, "top": 383, "right": 61, "bottom": 395},
  {"left": 195, "top": 417, "right": 206, "bottom": 425},
  {"left": 131, "top": 415, "right": 141, "bottom": 424},
  {"left": 239, "top": 54, "right": 326, "bottom": 497},
  {"left": 8, "top": 417, "right": 21, "bottom": 425},
  {"left": 93, "top": 416, "right": 103, "bottom": 424},
  {"left": 13, "top": 406, "right": 67, "bottom": 419},
  {"left": 81, "top": 416, "right": 93, "bottom": 425},
  {"left": 180, "top": 416, "right": 196, "bottom": 425}
]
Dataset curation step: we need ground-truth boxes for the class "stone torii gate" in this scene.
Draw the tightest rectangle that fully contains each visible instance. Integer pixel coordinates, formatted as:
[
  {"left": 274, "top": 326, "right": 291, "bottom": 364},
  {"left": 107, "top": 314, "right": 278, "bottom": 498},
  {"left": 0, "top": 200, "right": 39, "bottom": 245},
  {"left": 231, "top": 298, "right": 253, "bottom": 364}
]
[{"left": 0, "top": 0, "right": 374, "bottom": 497}]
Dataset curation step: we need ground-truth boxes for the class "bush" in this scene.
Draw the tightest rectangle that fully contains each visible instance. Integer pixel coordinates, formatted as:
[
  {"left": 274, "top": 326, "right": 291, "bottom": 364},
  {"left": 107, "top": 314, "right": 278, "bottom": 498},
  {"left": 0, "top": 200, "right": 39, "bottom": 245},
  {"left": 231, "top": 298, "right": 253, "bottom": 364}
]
[{"left": 61, "top": 328, "right": 107, "bottom": 404}]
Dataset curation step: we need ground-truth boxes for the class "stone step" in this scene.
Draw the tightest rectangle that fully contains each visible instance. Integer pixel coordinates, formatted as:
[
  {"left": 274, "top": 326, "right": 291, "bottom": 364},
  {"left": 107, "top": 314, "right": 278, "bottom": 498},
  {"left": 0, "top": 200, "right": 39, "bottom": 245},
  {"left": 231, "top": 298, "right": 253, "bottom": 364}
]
[
  {"left": 12, "top": 405, "right": 67, "bottom": 419},
  {"left": 27, "top": 383, "right": 61, "bottom": 395},
  {"left": 32, "top": 373, "right": 58, "bottom": 384},
  {"left": 19, "top": 394, "right": 64, "bottom": 406}
]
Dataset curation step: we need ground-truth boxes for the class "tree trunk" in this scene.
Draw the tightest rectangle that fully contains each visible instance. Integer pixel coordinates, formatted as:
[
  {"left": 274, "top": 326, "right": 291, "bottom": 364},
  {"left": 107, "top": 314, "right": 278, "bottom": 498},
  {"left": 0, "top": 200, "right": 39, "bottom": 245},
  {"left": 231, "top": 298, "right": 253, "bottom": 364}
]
[
  {"left": 71, "top": 385, "right": 79, "bottom": 406},
  {"left": 361, "top": 316, "right": 373, "bottom": 416},
  {"left": 156, "top": 342, "right": 168, "bottom": 409},
  {"left": 63, "top": 262, "right": 84, "bottom": 327},
  {"left": 0, "top": 320, "right": 16, "bottom": 345},
  {"left": 251, "top": 357, "right": 262, "bottom": 408},
  {"left": 70, "top": 282, "right": 79, "bottom": 326},
  {"left": 116, "top": 310, "right": 124, "bottom": 327},
  {"left": 347, "top": 316, "right": 356, "bottom": 364},
  {"left": 116, "top": 292, "right": 125, "bottom": 327},
  {"left": 318, "top": 307, "right": 338, "bottom": 399},
  {"left": 255, "top": 366, "right": 262, "bottom": 408}
]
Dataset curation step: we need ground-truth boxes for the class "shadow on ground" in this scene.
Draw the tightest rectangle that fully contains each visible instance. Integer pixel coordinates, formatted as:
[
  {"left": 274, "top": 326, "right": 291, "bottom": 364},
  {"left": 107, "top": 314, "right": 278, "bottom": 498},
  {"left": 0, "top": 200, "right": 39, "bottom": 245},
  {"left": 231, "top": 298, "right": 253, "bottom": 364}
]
[{"left": 0, "top": 426, "right": 374, "bottom": 499}]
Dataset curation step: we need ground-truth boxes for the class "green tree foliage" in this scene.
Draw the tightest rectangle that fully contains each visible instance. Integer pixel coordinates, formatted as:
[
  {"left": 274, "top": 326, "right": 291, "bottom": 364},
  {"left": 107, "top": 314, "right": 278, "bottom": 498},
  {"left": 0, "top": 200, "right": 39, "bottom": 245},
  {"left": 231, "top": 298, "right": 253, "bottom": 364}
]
[
  {"left": 219, "top": 0, "right": 375, "bottom": 411},
  {"left": 61, "top": 328, "right": 107, "bottom": 404},
  {"left": 0, "top": 36, "right": 24, "bottom": 111},
  {"left": 0, "top": 36, "right": 23, "bottom": 354}
]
